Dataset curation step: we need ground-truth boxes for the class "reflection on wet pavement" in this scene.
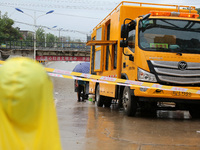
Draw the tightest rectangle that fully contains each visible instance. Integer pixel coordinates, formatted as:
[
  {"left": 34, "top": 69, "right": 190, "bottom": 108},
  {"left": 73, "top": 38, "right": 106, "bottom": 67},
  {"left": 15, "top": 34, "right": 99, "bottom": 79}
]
[
  {"left": 82, "top": 103, "right": 200, "bottom": 150},
  {"left": 157, "top": 110, "right": 191, "bottom": 119},
  {"left": 56, "top": 88, "right": 200, "bottom": 150}
]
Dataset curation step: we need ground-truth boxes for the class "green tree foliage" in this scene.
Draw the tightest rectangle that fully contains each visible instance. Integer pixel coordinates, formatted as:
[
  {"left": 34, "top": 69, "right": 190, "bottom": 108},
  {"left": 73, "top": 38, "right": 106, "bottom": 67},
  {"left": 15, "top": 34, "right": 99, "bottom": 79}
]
[
  {"left": 26, "top": 32, "right": 33, "bottom": 41},
  {"left": 46, "top": 33, "right": 55, "bottom": 43},
  {"left": 36, "top": 27, "right": 45, "bottom": 42},
  {"left": 196, "top": 8, "right": 200, "bottom": 18},
  {"left": 0, "top": 12, "right": 22, "bottom": 42},
  {"left": 36, "top": 27, "right": 45, "bottom": 46},
  {"left": 46, "top": 33, "right": 56, "bottom": 47}
]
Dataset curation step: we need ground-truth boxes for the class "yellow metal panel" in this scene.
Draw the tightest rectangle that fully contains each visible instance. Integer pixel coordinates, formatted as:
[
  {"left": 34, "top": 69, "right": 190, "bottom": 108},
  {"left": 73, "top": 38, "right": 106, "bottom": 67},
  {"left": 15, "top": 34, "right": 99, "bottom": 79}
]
[
  {"left": 100, "top": 83, "right": 116, "bottom": 97},
  {"left": 89, "top": 81, "right": 96, "bottom": 94}
]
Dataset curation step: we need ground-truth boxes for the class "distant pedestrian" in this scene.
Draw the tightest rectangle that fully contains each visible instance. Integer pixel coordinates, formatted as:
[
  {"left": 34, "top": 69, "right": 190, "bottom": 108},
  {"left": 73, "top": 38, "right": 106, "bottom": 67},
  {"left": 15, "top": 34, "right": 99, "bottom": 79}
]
[
  {"left": 75, "top": 79, "right": 87, "bottom": 102},
  {"left": 73, "top": 62, "right": 90, "bottom": 102},
  {"left": 0, "top": 57, "right": 62, "bottom": 150}
]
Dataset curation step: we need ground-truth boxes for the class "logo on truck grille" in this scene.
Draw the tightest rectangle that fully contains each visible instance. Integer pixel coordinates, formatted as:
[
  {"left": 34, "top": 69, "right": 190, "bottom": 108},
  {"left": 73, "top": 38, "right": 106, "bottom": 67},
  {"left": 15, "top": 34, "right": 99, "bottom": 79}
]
[{"left": 178, "top": 61, "right": 187, "bottom": 70}]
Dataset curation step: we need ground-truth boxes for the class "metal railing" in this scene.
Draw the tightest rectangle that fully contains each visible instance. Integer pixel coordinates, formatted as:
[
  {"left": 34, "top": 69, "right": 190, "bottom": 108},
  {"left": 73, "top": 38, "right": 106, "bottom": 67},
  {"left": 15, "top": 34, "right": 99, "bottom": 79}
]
[{"left": 0, "top": 41, "right": 91, "bottom": 51}]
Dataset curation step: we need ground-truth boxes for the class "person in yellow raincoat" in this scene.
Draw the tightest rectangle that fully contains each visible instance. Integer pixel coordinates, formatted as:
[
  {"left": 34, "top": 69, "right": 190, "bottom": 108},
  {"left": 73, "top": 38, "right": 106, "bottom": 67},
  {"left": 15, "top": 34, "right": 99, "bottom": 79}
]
[{"left": 0, "top": 57, "right": 62, "bottom": 150}]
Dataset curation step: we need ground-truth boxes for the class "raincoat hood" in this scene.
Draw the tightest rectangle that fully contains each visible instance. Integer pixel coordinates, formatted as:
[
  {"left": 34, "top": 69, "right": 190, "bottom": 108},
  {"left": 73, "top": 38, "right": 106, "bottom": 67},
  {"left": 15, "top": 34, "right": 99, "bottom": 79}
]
[{"left": 0, "top": 57, "right": 61, "bottom": 150}]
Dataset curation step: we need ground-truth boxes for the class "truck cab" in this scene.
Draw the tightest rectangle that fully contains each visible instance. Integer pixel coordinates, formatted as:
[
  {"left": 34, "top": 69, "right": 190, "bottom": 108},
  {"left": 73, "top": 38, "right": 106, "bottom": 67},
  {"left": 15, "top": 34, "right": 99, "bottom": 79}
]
[{"left": 87, "top": 1, "right": 200, "bottom": 118}]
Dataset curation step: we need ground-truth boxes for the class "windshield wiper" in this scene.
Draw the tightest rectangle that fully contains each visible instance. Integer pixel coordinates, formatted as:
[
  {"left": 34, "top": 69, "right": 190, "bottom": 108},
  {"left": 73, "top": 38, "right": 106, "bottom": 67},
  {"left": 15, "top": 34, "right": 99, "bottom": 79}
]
[{"left": 160, "top": 20, "right": 180, "bottom": 29}]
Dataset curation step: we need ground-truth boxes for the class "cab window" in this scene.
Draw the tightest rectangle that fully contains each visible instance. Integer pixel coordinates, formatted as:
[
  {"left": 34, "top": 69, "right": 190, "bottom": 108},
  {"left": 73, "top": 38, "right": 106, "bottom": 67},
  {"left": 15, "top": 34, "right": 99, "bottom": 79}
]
[{"left": 127, "top": 29, "right": 135, "bottom": 52}]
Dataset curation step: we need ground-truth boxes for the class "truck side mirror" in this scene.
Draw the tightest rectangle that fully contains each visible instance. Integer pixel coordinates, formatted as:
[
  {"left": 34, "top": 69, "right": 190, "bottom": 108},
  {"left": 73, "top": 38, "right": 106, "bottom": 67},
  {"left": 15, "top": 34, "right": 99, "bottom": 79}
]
[
  {"left": 121, "top": 23, "right": 129, "bottom": 39},
  {"left": 120, "top": 19, "right": 136, "bottom": 48},
  {"left": 128, "top": 20, "right": 136, "bottom": 31}
]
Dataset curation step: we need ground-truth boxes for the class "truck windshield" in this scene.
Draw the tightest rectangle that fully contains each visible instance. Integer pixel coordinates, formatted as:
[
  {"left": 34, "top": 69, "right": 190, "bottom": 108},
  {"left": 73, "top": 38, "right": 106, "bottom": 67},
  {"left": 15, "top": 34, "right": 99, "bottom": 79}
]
[{"left": 138, "top": 19, "right": 200, "bottom": 54}]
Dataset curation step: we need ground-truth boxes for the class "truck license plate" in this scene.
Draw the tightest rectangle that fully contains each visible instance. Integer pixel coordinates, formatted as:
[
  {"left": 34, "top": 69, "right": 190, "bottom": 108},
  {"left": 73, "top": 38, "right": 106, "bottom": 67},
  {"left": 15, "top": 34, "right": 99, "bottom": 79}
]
[{"left": 172, "top": 91, "right": 191, "bottom": 97}]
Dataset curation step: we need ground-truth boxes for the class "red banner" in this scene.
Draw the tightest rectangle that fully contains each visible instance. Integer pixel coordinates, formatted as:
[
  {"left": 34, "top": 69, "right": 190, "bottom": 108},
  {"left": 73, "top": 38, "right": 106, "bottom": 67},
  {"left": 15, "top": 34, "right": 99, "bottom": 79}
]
[{"left": 36, "top": 56, "right": 90, "bottom": 62}]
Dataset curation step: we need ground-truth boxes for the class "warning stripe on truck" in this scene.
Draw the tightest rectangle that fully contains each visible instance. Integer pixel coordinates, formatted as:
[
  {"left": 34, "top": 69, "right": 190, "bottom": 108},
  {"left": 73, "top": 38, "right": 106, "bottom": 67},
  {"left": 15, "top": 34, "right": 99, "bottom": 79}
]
[{"left": 0, "top": 60, "right": 200, "bottom": 94}]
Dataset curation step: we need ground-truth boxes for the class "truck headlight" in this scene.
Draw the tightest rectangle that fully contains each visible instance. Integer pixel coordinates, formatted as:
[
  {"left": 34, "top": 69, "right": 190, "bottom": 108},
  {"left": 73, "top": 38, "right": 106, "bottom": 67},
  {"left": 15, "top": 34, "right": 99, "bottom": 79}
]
[{"left": 138, "top": 68, "right": 157, "bottom": 82}]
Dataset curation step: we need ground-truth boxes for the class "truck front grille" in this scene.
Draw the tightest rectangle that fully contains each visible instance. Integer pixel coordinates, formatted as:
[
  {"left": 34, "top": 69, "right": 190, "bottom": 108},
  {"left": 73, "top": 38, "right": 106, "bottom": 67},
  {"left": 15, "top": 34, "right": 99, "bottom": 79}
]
[{"left": 149, "top": 60, "right": 200, "bottom": 85}]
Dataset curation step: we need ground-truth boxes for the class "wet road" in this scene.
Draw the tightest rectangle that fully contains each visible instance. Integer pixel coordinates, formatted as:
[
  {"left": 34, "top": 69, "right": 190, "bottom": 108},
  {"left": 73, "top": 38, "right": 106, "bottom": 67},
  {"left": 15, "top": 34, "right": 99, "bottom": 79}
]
[{"left": 47, "top": 61, "right": 200, "bottom": 150}]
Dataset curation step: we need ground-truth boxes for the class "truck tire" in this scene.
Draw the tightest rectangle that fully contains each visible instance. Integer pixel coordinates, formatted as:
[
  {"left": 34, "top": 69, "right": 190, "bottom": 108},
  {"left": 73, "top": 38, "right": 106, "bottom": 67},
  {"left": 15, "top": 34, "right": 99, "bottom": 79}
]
[
  {"left": 95, "top": 84, "right": 104, "bottom": 107},
  {"left": 122, "top": 86, "right": 138, "bottom": 116},
  {"left": 189, "top": 104, "right": 200, "bottom": 118}
]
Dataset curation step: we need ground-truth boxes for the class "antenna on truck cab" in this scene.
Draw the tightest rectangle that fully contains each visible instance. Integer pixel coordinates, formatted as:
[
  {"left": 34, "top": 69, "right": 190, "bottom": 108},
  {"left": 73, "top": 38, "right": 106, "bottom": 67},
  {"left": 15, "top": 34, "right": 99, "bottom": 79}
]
[{"left": 140, "top": 13, "right": 151, "bottom": 20}]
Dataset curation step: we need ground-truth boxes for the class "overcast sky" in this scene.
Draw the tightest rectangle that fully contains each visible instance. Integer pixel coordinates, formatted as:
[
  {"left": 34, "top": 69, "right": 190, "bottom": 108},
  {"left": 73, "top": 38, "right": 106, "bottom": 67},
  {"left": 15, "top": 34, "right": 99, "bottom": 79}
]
[{"left": 0, "top": 0, "right": 200, "bottom": 41}]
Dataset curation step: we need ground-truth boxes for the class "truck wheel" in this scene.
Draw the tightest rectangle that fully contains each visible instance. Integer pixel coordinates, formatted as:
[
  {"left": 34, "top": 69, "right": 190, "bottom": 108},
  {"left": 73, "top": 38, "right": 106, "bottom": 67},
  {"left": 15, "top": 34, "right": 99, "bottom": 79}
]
[
  {"left": 189, "top": 104, "right": 200, "bottom": 118},
  {"left": 122, "top": 86, "right": 138, "bottom": 116},
  {"left": 95, "top": 84, "right": 104, "bottom": 107},
  {"left": 118, "top": 86, "right": 125, "bottom": 109}
]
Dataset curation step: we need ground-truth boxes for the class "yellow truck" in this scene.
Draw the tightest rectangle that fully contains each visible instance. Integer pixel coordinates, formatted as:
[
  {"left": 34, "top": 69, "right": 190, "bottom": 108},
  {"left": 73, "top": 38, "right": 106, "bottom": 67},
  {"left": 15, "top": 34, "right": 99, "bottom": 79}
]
[{"left": 87, "top": 1, "right": 200, "bottom": 117}]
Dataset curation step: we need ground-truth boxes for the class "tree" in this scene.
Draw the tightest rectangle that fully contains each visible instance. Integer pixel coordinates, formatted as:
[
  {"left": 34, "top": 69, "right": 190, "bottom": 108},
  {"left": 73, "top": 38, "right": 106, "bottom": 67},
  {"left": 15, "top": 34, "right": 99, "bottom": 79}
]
[
  {"left": 26, "top": 32, "right": 33, "bottom": 41},
  {"left": 36, "top": 27, "right": 45, "bottom": 42},
  {"left": 46, "top": 33, "right": 55, "bottom": 43},
  {"left": 46, "top": 33, "right": 56, "bottom": 47},
  {"left": 196, "top": 8, "right": 200, "bottom": 19},
  {"left": 36, "top": 27, "right": 45, "bottom": 47},
  {"left": 0, "top": 12, "right": 22, "bottom": 42}
]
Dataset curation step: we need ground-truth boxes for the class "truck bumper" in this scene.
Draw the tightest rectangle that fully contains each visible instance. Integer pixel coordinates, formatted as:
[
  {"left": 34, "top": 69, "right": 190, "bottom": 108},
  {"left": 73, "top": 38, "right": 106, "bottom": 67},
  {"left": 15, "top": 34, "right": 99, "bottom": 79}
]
[{"left": 132, "top": 86, "right": 200, "bottom": 101}]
